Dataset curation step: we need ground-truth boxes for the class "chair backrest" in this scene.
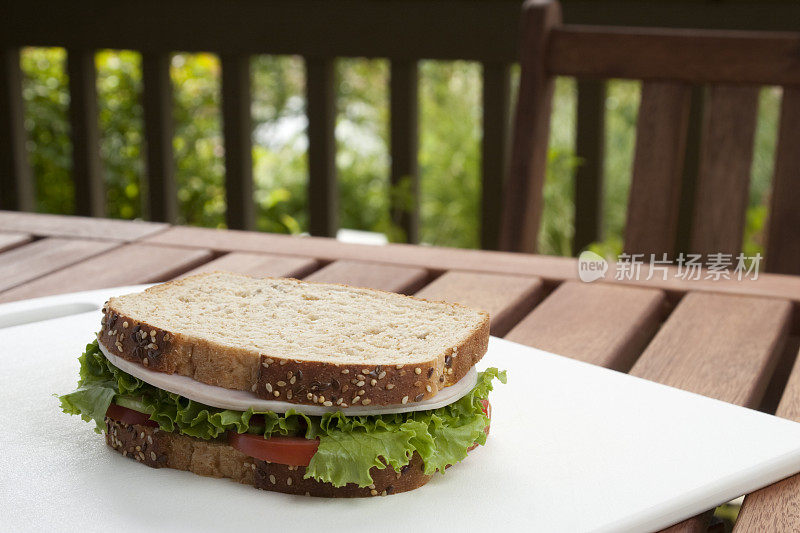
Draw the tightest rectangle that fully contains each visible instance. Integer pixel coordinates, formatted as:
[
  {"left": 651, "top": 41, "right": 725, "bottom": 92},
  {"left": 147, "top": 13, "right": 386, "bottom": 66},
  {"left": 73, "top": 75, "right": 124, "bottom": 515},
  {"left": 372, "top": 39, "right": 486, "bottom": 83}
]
[{"left": 501, "top": 0, "right": 800, "bottom": 275}]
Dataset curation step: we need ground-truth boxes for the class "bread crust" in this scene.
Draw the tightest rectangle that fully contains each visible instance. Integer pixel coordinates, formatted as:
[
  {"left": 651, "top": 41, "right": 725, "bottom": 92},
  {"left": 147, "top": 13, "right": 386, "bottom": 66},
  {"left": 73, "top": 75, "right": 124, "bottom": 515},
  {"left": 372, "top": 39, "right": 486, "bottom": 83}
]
[
  {"left": 99, "top": 274, "right": 490, "bottom": 407},
  {"left": 104, "top": 417, "right": 432, "bottom": 497}
]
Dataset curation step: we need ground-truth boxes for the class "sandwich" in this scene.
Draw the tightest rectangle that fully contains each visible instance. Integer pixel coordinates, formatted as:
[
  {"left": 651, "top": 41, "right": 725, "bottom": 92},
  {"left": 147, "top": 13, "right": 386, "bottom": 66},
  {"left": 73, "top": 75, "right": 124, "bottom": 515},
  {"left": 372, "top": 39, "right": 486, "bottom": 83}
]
[{"left": 59, "top": 272, "right": 505, "bottom": 497}]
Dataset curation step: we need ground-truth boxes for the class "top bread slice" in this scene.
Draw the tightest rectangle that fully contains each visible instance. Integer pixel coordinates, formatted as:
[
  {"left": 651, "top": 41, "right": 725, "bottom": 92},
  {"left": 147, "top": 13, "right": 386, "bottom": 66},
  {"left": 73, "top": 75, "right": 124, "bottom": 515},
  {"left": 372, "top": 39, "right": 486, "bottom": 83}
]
[{"left": 99, "top": 272, "right": 490, "bottom": 408}]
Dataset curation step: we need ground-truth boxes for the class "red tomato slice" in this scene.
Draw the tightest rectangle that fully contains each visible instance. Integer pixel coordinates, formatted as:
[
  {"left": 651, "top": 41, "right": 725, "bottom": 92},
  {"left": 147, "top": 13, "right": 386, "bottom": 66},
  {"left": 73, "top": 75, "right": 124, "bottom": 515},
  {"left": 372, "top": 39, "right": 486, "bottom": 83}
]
[
  {"left": 467, "top": 400, "right": 492, "bottom": 452},
  {"left": 480, "top": 399, "right": 491, "bottom": 418},
  {"left": 105, "top": 403, "right": 159, "bottom": 428},
  {"left": 228, "top": 432, "right": 320, "bottom": 467}
]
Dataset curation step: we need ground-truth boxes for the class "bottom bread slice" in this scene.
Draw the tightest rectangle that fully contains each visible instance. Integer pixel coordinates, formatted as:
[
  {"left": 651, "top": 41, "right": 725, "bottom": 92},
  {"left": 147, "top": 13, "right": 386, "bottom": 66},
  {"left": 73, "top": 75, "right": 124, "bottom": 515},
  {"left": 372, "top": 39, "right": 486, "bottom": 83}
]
[{"left": 104, "top": 417, "right": 432, "bottom": 497}]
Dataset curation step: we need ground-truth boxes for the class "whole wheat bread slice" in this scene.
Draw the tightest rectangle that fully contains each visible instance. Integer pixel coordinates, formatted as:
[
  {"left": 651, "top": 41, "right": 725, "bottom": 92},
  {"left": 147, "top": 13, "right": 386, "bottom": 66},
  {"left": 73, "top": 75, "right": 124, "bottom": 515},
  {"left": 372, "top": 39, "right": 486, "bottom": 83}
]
[
  {"left": 105, "top": 417, "right": 431, "bottom": 497},
  {"left": 99, "top": 272, "right": 490, "bottom": 407}
]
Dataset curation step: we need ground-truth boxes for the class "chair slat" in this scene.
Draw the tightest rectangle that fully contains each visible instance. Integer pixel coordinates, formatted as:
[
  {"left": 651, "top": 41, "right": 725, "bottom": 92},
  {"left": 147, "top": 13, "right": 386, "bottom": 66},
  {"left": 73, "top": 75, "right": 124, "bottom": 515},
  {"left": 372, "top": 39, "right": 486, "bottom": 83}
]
[
  {"left": 689, "top": 85, "right": 759, "bottom": 257},
  {"left": 499, "top": 0, "right": 561, "bottom": 252},
  {"left": 415, "top": 271, "right": 544, "bottom": 336},
  {"left": 735, "top": 346, "right": 800, "bottom": 532},
  {"left": 142, "top": 52, "right": 177, "bottom": 223},
  {"left": 305, "top": 57, "right": 337, "bottom": 237},
  {"left": 178, "top": 251, "right": 319, "bottom": 279},
  {"left": 389, "top": 60, "right": 419, "bottom": 243},
  {"left": 220, "top": 54, "right": 255, "bottom": 230},
  {"left": 480, "top": 62, "right": 512, "bottom": 250},
  {"left": 766, "top": 87, "right": 800, "bottom": 275},
  {"left": 625, "top": 81, "right": 691, "bottom": 257},
  {"left": 0, "top": 242, "right": 212, "bottom": 303},
  {"left": 674, "top": 86, "right": 705, "bottom": 254},
  {"left": 66, "top": 48, "right": 105, "bottom": 217},
  {"left": 0, "top": 237, "right": 117, "bottom": 293},
  {"left": 0, "top": 48, "right": 34, "bottom": 211},
  {"left": 573, "top": 79, "right": 605, "bottom": 254},
  {"left": 303, "top": 259, "right": 429, "bottom": 294},
  {"left": 630, "top": 292, "right": 791, "bottom": 407},
  {"left": 506, "top": 281, "right": 665, "bottom": 371}
]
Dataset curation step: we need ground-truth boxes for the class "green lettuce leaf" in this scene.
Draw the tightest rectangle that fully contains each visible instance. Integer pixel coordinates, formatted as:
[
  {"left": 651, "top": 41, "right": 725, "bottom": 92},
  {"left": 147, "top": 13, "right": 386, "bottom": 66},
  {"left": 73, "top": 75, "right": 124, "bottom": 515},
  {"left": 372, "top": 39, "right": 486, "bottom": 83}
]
[
  {"left": 306, "top": 424, "right": 419, "bottom": 487},
  {"left": 58, "top": 342, "right": 119, "bottom": 430},
  {"left": 59, "top": 339, "right": 506, "bottom": 487}
]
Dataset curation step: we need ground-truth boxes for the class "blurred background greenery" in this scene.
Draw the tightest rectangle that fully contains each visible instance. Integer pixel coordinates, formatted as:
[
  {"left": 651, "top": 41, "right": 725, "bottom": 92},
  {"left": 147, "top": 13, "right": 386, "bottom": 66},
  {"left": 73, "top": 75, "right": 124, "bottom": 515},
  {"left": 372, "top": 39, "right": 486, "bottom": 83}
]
[{"left": 20, "top": 48, "right": 778, "bottom": 256}]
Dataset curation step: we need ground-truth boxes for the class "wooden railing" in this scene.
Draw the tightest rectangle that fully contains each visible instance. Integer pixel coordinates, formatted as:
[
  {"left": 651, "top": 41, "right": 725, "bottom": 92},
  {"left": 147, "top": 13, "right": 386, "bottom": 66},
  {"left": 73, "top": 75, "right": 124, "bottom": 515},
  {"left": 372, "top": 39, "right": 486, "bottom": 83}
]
[{"left": 2, "top": 0, "right": 800, "bottom": 250}]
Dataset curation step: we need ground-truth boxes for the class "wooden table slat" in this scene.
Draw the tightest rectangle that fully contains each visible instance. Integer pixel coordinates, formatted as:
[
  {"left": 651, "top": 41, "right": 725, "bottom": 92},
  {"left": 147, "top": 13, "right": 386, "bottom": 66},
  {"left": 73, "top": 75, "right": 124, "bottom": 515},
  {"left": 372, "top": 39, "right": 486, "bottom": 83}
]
[
  {"left": 0, "top": 211, "right": 167, "bottom": 241},
  {"left": 178, "top": 251, "right": 319, "bottom": 279},
  {"left": 505, "top": 281, "right": 666, "bottom": 371},
  {"left": 735, "top": 346, "right": 800, "bottom": 532},
  {"left": 303, "top": 260, "right": 429, "bottom": 294},
  {"left": 631, "top": 292, "right": 791, "bottom": 533},
  {"left": 0, "top": 237, "right": 119, "bottom": 294},
  {"left": 414, "top": 271, "right": 544, "bottom": 336},
  {"left": 630, "top": 292, "right": 791, "bottom": 407},
  {"left": 0, "top": 232, "right": 31, "bottom": 253},
  {"left": 143, "top": 225, "right": 579, "bottom": 278},
  {"left": 0, "top": 243, "right": 212, "bottom": 303},
  {"left": 659, "top": 514, "right": 712, "bottom": 533},
  {"left": 141, "top": 226, "right": 800, "bottom": 312}
]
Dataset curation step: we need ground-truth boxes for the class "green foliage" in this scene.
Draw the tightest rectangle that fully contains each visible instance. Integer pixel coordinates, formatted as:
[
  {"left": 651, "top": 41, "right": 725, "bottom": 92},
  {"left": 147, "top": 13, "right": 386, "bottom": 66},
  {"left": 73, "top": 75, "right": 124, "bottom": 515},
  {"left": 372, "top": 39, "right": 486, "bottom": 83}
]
[
  {"left": 170, "top": 53, "right": 226, "bottom": 227},
  {"left": 419, "top": 61, "right": 481, "bottom": 248},
  {"left": 599, "top": 80, "right": 641, "bottom": 252},
  {"left": 251, "top": 55, "right": 307, "bottom": 234},
  {"left": 538, "top": 77, "right": 579, "bottom": 256},
  {"left": 21, "top": 48, "right": 73, "bottom": 214},
  {"left": 743, "top": 87, "right": 782, "bottom": 257},
  {"left": 96, "top": 50, "right": 143, "bottom": 219},
  {"left": 336, "top": 58, "right": 390, "bottom": 237},
  {"left": 20, "top": 50, "right": 776, "bottom": 256}
]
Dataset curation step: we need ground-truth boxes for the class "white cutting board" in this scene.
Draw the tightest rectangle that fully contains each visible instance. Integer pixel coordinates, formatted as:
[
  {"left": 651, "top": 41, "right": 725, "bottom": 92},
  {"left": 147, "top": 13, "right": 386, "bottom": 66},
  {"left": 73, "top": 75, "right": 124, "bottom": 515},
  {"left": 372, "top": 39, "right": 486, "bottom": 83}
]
[{"left": 2, "top": 286, "right": 800, "bottom": 533}]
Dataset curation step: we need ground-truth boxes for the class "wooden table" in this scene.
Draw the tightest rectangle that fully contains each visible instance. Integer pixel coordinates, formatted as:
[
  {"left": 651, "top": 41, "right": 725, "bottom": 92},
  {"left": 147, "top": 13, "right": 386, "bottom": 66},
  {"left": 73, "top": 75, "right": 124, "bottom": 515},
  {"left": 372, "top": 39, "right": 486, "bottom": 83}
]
[{"left": 2, "top": 210, "right": 799, "bottom": 532}]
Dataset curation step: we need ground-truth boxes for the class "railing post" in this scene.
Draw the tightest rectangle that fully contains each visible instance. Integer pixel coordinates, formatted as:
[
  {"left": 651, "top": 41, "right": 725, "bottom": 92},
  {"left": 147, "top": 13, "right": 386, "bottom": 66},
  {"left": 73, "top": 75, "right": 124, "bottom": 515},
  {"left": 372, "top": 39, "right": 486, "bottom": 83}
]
[
  {"left": 389, "top": 60, "right": 420, "bottom": 244},
  {"left": 142, "top": 52, "right": 177, "bottom": 223},
  {"left": 481, "top": 61, "right": 512, "bottom": 250},
  {"left": 0, "top": 48, "right": 34, "bottom": 211},
  {"left": 67, "top": 48, "right": 105, "bottom": 217},
  {"left": 388, "top": 60, "right": 420, "bottom": 243},
  {"left": 305, "top": 57, "right": 338, "bottom": 237},
  {"left": 220, "top": 54, "right": 255, "bottom": 230},
  {"left": 573, "top": 79, "right": 605, "bottom": 254},
  {"left": 500, "top": 0, "right": 561, "bottom": 252}
]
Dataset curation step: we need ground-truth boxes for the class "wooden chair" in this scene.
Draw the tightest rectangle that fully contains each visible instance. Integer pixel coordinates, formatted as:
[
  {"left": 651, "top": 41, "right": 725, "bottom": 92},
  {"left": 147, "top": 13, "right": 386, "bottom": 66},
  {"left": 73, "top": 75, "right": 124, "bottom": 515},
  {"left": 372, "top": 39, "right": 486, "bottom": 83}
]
[{"left": 500, "top": 0, "right": 800, "bottom": 275}]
